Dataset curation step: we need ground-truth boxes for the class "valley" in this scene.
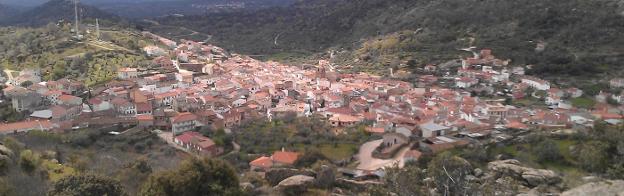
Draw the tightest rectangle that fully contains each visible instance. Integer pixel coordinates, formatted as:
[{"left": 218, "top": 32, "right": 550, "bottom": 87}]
[{"left": 0, "top": 0, "right": 623, "bottom": 195}]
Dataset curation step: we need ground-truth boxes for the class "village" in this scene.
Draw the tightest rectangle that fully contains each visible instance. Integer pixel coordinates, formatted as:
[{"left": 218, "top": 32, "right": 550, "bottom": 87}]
[{"left": 1, "top": 31, "right": 624, "bottom": 181}]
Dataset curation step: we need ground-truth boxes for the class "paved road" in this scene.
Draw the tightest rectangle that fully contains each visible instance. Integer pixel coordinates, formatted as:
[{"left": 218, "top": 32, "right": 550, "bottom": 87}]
[{"left": 356, "top": 139, "right": 409, "bottom": 171}]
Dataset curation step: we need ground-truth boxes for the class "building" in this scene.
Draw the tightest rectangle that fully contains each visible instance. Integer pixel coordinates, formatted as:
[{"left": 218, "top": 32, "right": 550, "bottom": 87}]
[
  {"left": 456, "top": 77, "right": 478, "bottom": 88},
  {"left": 171, "top": 112, "right": 199, "bottom": 135},
  {"left": 249, "top": 156, "right": 273, "bottom": 171},
  {"left": 8, "top": 89, "right": 42, "bottom": 112},
  {"left": 520, "top": 76, "right": 550, "bottom": 91},
  {"left": 329, "top": 114, "right": 361, "bottom": 127},
  {"left": 484, "top": 103, "right": 508, "bottom": 120},
  {"left": 249, "top": 150, "right": 300, "bottom": 171},
  {"left": 272, "top": 150, "right": 300, "bottom": 166},
  {"left": 381, "top": 132, "right": 410, "bottom": 151},
  {"left": 57, "top": 95, "right": 83, "bottom": 106},
  {"left": 137, "top": 114, "right": 154, "bottom": 128},
  {"left": 111, "top": 98, "right": 136, "bottom": 116},
  {"left": 117, "top": 68, "right": 139, "bottom": 80},
  {"left": 143, "top": 45, "right": 166, "bottom": 57},
  {"left": 85, "top": 98, "right": 112, "bottom": 112},
  {"left": 174, "top": 131, "right": 222, "bottom": 156},
  {"left": 0, "top": 120, "right": 54, "bottom": 135},
  {"left": 419, "top": 122, "right": 451, "bottom": 138},
  {"left": 610, "top": 78, "right": 624, "bottom": 89}
]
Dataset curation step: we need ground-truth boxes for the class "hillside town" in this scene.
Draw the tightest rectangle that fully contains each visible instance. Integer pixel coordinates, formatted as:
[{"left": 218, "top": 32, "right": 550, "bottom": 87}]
[{"left": 1, "top": 31, "right": 624, "bottom": 181}]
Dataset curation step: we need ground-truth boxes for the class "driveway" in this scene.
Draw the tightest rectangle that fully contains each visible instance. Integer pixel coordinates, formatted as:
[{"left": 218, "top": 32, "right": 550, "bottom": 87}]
[{"left": 356, "top": 139, "right": 409, "bottom": 171}]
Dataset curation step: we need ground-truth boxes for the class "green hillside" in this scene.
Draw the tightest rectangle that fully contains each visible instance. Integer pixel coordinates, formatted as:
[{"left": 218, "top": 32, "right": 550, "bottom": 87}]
[
  {"left": 0, "top": 25, "right": 152, "bottom": 86},
  {"left": 1, "top": 0, "right": 121, "bottom": 27},
  {"left": 152, "top": 0, "right": 624, "bottom": 77}
]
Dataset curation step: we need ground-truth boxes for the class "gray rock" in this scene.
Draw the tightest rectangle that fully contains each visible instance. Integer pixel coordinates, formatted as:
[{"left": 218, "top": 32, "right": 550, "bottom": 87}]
[
  {"left": 0, "top": 145, "right": 13, "bottom": 157},
  {"left": 276, "top": 175, "right": 315, "bottom": 187},
  {"left": 522, "top": 169, "right": 559, "bottom": 187},
  {"left": 561, "top": 180, "right": 624, "bottom": 196},
  {"left": 474, "top": 168, "right": 483, "bottom": 177},
  {"left": 265, "top": 168, "right": 315, "bottom": 186},
  {"left": 581, "top": 176, "right": 599, "bottom": 183},
  {"left": 487, "top": 159, "right": 561, "bottom": 187},
  {"left": 334, "top": 178, "right": 383, "bottom": 192},
  {"left": 275, "top": 175, "right": 315, "bottom": 194}
]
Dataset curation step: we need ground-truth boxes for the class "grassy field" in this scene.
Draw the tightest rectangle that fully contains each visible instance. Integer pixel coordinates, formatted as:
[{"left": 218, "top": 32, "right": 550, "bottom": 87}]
[
  {"left": 489, "top": 139, "right": 587, "bottom": 188},
  {"left": 318, "top": 143, "right": 358, "bottom": 162},
  {"left": 571, "top": 97, "right": 596, "bottom": 109}
]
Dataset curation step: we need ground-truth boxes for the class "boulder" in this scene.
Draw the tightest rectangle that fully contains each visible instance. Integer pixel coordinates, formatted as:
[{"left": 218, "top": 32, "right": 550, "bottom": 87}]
[
  {"left": 0, "top": 145, "right": 13, "bottom": 157},
  {"left": 561, "top": 180, "right": 624, "bottom": 196},
  {"left": 275, "top": 175, "right": 315, "bottom": 195},
  {"left": 474, "top": 168, "right": 483, "bottom": 177},
  {"left": 487, "top": 159, "right": 561, "bottom": 187},
  {"left": 265, "top": 168, "right": 315, "bottom": 186},
  {"left": 334, "top": 178, "right": 383, "bottom": 192},
  {"left": 522, "top": 169, "right": 560, "bottom": 187}
]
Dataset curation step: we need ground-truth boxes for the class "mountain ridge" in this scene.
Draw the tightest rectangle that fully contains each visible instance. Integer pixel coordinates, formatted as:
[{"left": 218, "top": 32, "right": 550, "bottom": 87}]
[
  {"left": 1, "top": 0, "right": 120, "bottom": 27},
  {"left": 151, "top": 0, "right": 624, "bottom": 77}
]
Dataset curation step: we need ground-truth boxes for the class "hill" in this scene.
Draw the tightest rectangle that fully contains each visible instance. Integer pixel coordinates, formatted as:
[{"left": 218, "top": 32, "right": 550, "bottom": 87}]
[
  {"left": 0, "top": 24, "right": 154, "bottom": 86},
  {"left": 87, "top": 0, "right": 298, "bottom": 19},
  {"left": 0, "top": 4, "right": 20, "bottom": 22},
  {"left": 152, "top": 0, "right": 624, "bottom": 78},
  {"left": 1, "top": 0, "right": 120, "bottom": 27}
]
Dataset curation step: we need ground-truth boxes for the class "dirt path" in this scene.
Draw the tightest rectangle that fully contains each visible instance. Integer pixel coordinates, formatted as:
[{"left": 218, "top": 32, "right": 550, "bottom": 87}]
[{"left": 356, "top": 139, "right": 409, "bottom": 171}]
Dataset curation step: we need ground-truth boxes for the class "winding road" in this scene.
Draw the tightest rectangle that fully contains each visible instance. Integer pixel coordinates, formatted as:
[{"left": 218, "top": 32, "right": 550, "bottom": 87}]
[{"left": 356, "top": 139, "right": 410, "bottom": 171}]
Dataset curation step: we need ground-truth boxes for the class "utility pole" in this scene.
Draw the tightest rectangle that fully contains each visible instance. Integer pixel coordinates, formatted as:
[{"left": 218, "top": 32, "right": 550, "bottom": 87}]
[
  {"left": 96, "top": 18, "right": 100, "bottom": 40},
  {"left": 74, "top": 0, "right": 80, "bottom": 38}
]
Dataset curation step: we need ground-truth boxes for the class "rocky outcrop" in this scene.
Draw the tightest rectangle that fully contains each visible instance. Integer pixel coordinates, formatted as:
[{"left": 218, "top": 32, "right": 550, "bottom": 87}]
[
  {"left": 265, "top": 168, "right": 315, "bottom": 186},
  {"left": 274, "top": 175, "right": 315, "bottom": 195},
  {"left": 487, "top": 159, "right": 561, "bottom": 187},
  {"left": 0, "top": 144, "right": 13, "bottom": 157},
  {"left": 561, "top": 180, "right": 624, "bottom": 196},
  {"left": 335, "top": 178, "right": 384, "bottom": 192}
]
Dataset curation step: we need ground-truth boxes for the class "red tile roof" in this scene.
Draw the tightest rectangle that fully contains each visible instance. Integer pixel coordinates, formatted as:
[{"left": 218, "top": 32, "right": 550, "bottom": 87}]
[
  {"left": 0, "top": 120, "right": 54, "bottom": 134},
  {"left": 171, "top": 112, "right": 198, "bottom": 123},
  {"left": 175, "top": 131, "right": 202, "bottom": 143},
  {"left": 250, "top": 156, "right": 273, "bottom": 169},
  {"left": 59, "top": 94, "right": 80, "bottom": 102},
  {"left": 136, "top": 114, "right": 154, "bottom": 121},
  {"left": 272, "top": 151, "right": 299, "bottom": 165}
]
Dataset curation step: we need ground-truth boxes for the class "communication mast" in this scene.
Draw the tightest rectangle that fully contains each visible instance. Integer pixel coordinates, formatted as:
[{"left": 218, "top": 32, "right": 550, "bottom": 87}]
[
  {"left": 73, "top": 0, "right": 82, "bottom": 39},
  {"left": 96, "top": 18, "right": 100, "bottom": 40}
]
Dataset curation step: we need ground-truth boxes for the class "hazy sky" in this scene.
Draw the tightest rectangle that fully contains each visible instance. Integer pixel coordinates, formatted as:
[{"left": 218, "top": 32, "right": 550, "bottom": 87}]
[{"left": 0, "top": 0, "right": 178, "bottom": 7}]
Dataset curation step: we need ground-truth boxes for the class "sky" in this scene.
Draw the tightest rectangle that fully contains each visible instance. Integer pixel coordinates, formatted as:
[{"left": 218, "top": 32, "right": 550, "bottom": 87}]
[{"left": 0, "top": 0, "right": 177, "bottom": 7}]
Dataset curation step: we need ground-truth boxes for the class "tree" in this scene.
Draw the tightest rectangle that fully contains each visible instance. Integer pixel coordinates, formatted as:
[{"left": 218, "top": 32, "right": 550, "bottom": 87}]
[
  {"left": 48, "top": 173, "right": 126, "bottom": 196},
  {"left": 575, "top": 141, "right": 609, "bottom": 172},
  {"left": 19, "top": 150, "right": 38, "bottom": 173},
  {"left": 139, "top": 158, "right": 241, "bottom": 196},
  {"left": 294, "top": 149, "right": 328, "bottom": 168},
  {"left": 19, "top": 81, "right": 33, "bottom": 88},
  {"left": 383, "top": 163, "right": 425, "bottom": 196},
  {"left": 427, "top": 152, "right": 473, "bottom": 195},
  {"left": 533, "top": 139, "right": 562, "bottom": 163}
]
